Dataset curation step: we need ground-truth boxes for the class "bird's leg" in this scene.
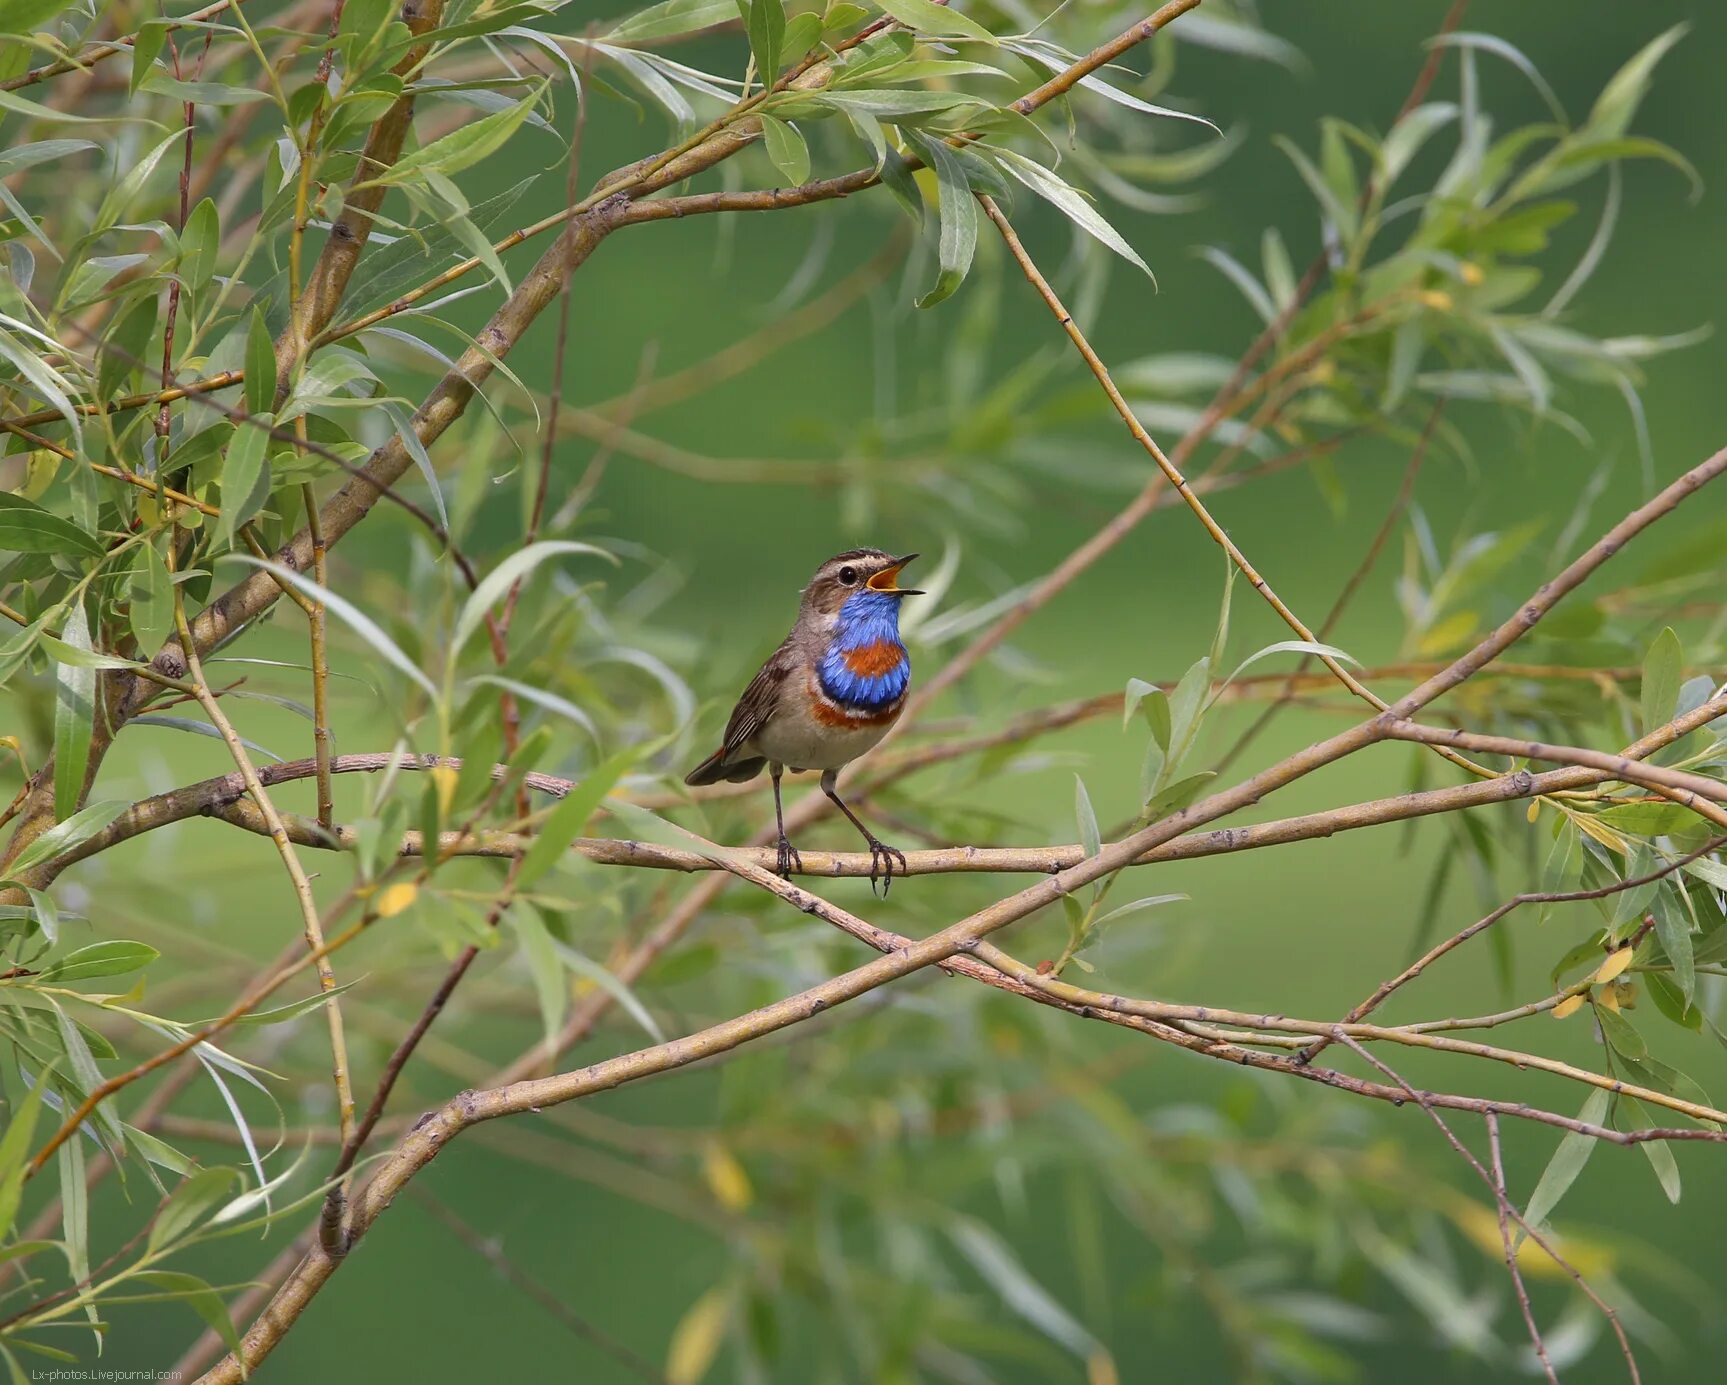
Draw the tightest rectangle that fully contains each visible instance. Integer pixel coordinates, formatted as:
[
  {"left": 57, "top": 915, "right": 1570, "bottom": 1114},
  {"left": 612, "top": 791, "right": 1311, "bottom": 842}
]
[
  {"left": 820, "top": 770, "right": 907, "bottom": 896},
  {"left": 771, "top": 765, "right": 801, "bottom": 879}
]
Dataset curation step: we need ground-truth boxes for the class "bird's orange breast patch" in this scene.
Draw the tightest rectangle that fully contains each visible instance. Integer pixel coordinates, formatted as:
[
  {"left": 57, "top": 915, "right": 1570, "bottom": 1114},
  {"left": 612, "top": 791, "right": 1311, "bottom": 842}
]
[{"left": 841, "top": 641, "right": 906, "bottom": 677}]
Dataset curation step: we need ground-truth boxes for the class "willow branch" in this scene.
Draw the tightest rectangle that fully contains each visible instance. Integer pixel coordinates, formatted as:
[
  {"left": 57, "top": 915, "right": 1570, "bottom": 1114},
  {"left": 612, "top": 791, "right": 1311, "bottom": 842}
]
[
  {"left": 0, "top": 0, "right": 243, "bottom": 92},
  {"left": 202, "top": 438, "right": 1727, "bottom": 1379},
  {"left": 1300, "top": 834, "right": 1727, "bottom": 1065},
  {"left": 1218, "top": 400, "right": 1445, "bottom": 773},
  {"left": 979, "top": 193, "right": 1510, "bottom": 787},
  {"left": 1385, "top": 721, "right": 1727, "bottom": 828},
  {"left": 1338, "top": 1036, "right": 1639, "bottom": 1384},
  {"left": 1487, "top": 1112, "right": 1559, "bottom": 1385},
  {"left": 42, "top": 688, "right": 1727, "bottom": 891}
]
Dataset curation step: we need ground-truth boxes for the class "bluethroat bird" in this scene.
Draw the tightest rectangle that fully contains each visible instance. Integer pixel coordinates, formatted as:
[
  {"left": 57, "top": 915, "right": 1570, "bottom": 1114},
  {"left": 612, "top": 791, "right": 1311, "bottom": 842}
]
[{"left": 686, "top": 548, "right": 924, "bottom": 894}]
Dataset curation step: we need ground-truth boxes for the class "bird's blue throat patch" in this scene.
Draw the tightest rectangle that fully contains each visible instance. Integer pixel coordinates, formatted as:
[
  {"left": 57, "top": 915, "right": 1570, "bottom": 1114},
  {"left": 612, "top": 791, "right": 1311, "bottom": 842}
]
[{"left": 819, "top": 591, "right": 910, "bottom": 710}]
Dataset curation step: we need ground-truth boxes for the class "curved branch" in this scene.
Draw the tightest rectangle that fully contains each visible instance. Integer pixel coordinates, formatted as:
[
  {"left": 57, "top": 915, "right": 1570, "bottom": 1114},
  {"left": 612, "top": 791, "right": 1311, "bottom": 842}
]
[
  {"left": 201, "top": 441, "right": 1727, "bottom": 1381},
  {"left": 48, "top": 690, "right": 1727, "bottom": 887},
  {"left": 1386, "top": 720, "right": 1727, "bottom": 827}
]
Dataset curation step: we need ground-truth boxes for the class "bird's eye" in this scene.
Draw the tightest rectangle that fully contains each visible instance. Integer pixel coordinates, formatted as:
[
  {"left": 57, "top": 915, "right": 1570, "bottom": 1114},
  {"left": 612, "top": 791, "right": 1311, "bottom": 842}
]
[{"left": 838, "top": 566, "right": 858, "bottom": 586}]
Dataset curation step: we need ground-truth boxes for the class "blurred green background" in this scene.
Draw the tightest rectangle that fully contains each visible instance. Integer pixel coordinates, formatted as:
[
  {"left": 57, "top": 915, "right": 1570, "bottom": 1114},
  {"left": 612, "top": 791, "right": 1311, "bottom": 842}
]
[{"left": 60, "top": 1, "right": 1727, "bottom": 1378}]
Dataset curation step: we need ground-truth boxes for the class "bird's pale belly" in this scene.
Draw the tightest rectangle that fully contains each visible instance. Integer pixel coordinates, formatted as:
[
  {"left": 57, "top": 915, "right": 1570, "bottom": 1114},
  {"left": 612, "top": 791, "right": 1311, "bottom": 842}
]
[{"left": 747, "top": 677, "right": 901, "bottom": 771}]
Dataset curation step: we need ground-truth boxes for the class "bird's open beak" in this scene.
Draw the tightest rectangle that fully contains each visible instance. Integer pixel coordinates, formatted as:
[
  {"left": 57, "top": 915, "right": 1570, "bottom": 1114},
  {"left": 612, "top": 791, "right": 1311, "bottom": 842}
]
[{"left": 867, "top": 552, "right": 924, "bottom": 596}]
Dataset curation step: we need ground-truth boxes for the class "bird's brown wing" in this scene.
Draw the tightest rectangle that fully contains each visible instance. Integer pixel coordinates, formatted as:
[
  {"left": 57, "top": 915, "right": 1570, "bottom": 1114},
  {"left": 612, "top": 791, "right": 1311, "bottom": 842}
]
[
  {"left": 685, "top": 640, "right": 799, "bottom": 786},
  {"left": 718, "top": 638, "right": 797, "bottom": 759}
]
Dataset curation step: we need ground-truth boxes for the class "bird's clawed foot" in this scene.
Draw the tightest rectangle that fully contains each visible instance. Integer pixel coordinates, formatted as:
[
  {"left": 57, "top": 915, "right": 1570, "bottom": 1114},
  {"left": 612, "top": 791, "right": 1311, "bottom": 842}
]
[
  {"left": 865, "top": 837, "right": 909, "bottom": 896},
  {"left": 775, "top": 835, "right": 803, "bottom": 880}
]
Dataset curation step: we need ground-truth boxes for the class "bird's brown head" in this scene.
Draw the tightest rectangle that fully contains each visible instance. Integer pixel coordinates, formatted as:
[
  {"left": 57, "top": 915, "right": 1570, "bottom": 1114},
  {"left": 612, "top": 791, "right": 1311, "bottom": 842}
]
[{"left": 799, "top": 548, "right": 923, "bottom": 618}]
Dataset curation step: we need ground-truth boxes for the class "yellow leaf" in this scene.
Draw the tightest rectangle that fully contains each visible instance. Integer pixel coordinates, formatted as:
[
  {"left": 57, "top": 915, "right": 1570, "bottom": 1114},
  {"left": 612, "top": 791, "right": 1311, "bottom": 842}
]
[
  {"left": 666, "top": 1286, "right": 731, "bottom": 1385},
  {"left": 1415, "top": 609, "right": 1478, "bottom": 657},
  {"left": 23, "top": 450, "right": 60, "bottom": 500},
  {"left": 430, "top": 764, "right": 458, "bottom": 816},
  {"left": 702, "top": 1142, "right": 753, "bottom": 1213},
  {"left": 1418, "top": 288, "right": 1454, "bottom": 312},
  {"left": 1571, "top": 811, "right": 1630, "bottom": 856},
  {"left": 1087, "top": 1351, "right": 1121, "bottom": 1385},
  {"left": 375, "top": 881, "right": 419, "bottom": 919},
  {"left": 1597, "top": 984, "right": 1620, "bottom": 1013},
  {"left": 1526, "top": 800, "right": 1540, "bottom": 823},
  {"left": 1448, "top": 1200, "right": 1614, "bottom": 1280},
  {"left": 1458, "top": 260, "right": 1485, "bottom": 286},
  {"left": 1551, "top": 993, "right": 1585, "bottom": 1020},
  {"left": 1595, "top": 947, "right": 1634, "bottom": 984}
]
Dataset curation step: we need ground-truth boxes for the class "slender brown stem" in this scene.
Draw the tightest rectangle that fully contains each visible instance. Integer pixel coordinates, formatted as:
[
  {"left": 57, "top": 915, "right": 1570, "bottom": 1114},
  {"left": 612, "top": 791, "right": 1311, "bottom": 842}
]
[
  {"left": 1487, "top": 1112, "right": 1558, "bottom": 1385},
  {"left": 1299, "top": 834, "right": 1727, "bottom": 1064},
  {"left": 1218, "top": 400, "right": 1445, "bottom": 773},
  {"left": 1338, "top": 1036, "right": 1639, "bottom": 1384}
]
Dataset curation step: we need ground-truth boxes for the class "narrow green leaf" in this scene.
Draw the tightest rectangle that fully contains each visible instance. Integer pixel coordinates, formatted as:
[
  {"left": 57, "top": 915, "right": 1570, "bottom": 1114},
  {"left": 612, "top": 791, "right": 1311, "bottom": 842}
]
[
  {"left": 58, "top": 1135, "right": 100, "bottom": 1346},
  {"left": 1596, "top": 1006, "right": 1646, "bottom": 1061},
  {"left": 739, "top": 0, "right": 785, "bottom": 80},
  {"left": 758, "top": 113, "right": 810, "bottom": 185},
  {"left": 780, "top": 10, "right": 822, "bottom": 65},
  {"left": 148, "top": 1168, "right": 237, "bottom": 1253},
  {"left": 0, "top": 0, "right": 68, "bottom": 38},
  {"left": 991, "top": 148, "right": 1155, "bottom": 283},
  {"left": 0, "top": 1069, "right": 49, "bottom": 1237},
  {"left": 1640, "top": 626, "right": 1682, "bottom": 735},
  {"left": 606, "top": 0, "right": 735, "bottom": 43},
  {"left": 517, "top": 747, "right": 638, "bottom": 888},
  {"left": 1073, "top": 775, "right": 1101, "bottom": 902},
  {"left": 1623, "top": 1097, "right": 1682, "bottom": 1203},
  {"left": 910, "top": 131, "right": 977, "bottom": 309},
  {"left": 509, "top": 904, "right": 567, "bottom": 1053},
  {"left": 1164, "top": 656, "right": 1211, "bottom": 771},
  {"left": 0, "top": 493, "right": 103, "bottom": 558},
  {"left": 1142, "top": 771, "right": 1215, "bottom": 823},
  {"left": 815, "top": 89, "right": 985, "bottom": 119},
  {"left": 1651, "top": 892, "right": 1695, "bottom": 1009},
  {"left": 1219, "top": 639, "right": 1360, "bottom": 697},
  {"left": 1208, "top": 562, "right": 1238, "bottom": 670},
  {"left": 52, "top": 601, "right": 96, "bottom": 823},
  {"left": 6, "top": 800, "right": 128, "bottom": 878},
  {"left": 216, "top": 420, "right": 272, "bottom": 550},
  {"left": 875, "top": 0, "right": 994, "bottom": 42},
  {"left": 1520, "top": 1087, "right": 1611, "bottom": 1231},
  {"left": 233, "top": 557, "right": 438, "bottom": 700},
  {"left": 37, "top": 939, "right": 161, "bottom": 982},
  {"left": 451, "top": 540, "right": 614, "bottom": 657},
  {"left": 1273, "top": 133, "right": 1359, "bottom": 243},
  {"left": 98, "top": 292, "right": 157, "bottom": 402},
  {"left": 371, "top": 84, "right": 546, "bottom": 184},
  {"left": 132, "top": 1271, "right": 243, "bottom": 1356},
  {"left": 129, "top": 541, "right": 174, "bottom": 654},
  {"left": 180, "top": 197, "right": 219, "bottom": 290},
  {"left": 244, "top": 306, "right": 277, "bottom": 417},
  {"left": 130, "top": 20, "right": 168, "bottom": 94},
  {"left": 1122, "top": 678, "right": 1158, "bottom": 730},
  {"left": 554, "top": 941, "right": 666, "bottom": 1042},
  {"left": 947, "top": 1218, "right": 1099, "bottom": 1358},
  {"left": 1091, "top": 893, "right": 1187, "bottom": 928},
  {"left": 1587, "top": 23, "right": 1686, "bottom": 140},
  {"left": 215, "top": 981, "right": 356, "bottom": 1028}
]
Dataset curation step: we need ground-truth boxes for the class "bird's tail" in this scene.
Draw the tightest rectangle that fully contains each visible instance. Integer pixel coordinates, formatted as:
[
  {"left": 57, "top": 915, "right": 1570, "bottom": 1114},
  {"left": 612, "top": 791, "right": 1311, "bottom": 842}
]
[{"left": 684, "top": 749, "right": 767, "bottom": 787}]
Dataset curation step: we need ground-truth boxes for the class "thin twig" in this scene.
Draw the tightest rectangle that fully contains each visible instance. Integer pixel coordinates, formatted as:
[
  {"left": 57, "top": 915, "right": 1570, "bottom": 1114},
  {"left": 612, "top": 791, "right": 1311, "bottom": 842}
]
[
  {"left": 1487, "top": 1112, "right": 1558, "bottom": 1384},
  {"left": 1338, "top": 1035, "right": 1638, "bottom": 1384},
  {"left": 1218, "top": 400, "right": 1445, "bottom": 773},
  {"left": 409, "top": 1188, "right": 669, "bottom": 1383},
  {"left": 1300, "top": 834, "right": 1727, "bottom": 1064}
]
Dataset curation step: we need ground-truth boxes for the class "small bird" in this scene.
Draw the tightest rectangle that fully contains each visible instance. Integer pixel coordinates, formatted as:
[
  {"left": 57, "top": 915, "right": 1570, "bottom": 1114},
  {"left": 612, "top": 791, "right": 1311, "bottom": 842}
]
[{"left": 685, "top": 548, "right": 924, "bottom": 893}]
